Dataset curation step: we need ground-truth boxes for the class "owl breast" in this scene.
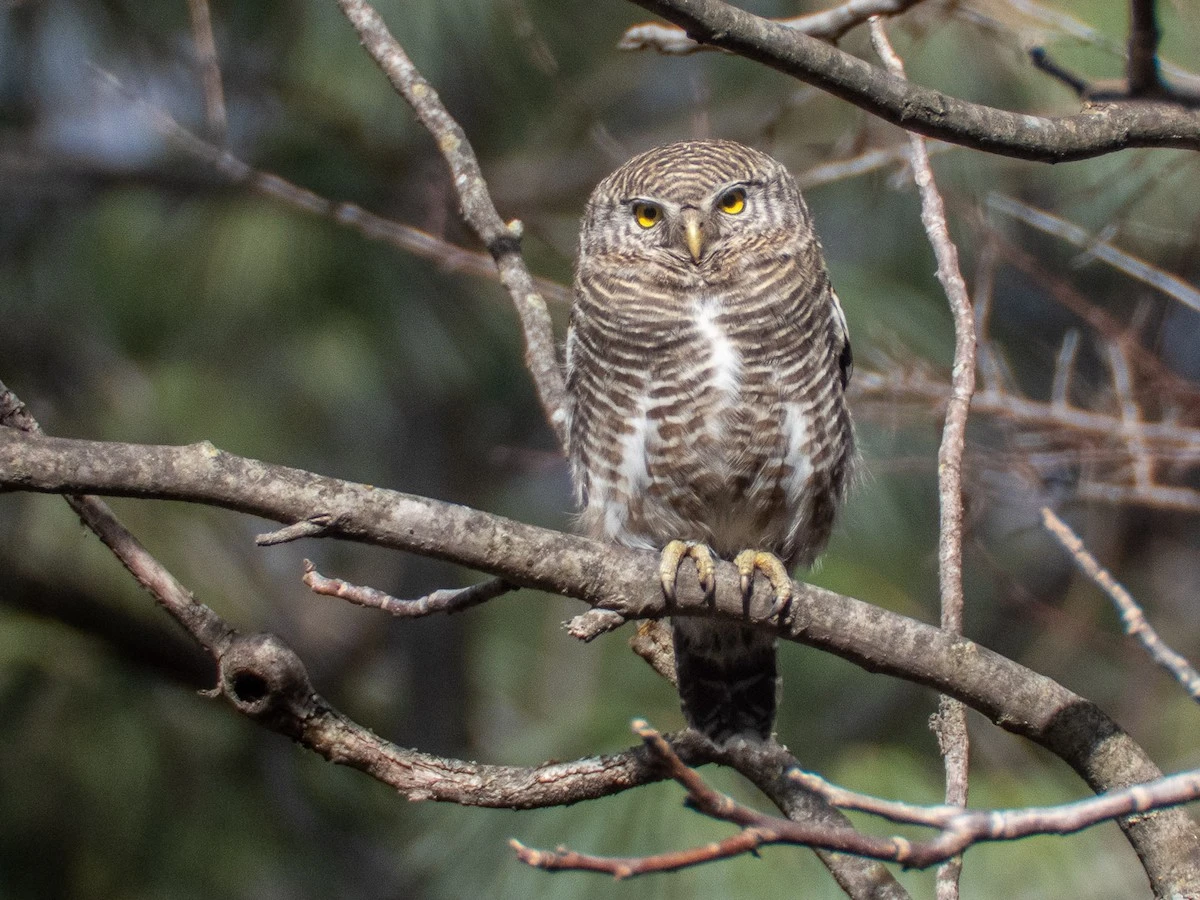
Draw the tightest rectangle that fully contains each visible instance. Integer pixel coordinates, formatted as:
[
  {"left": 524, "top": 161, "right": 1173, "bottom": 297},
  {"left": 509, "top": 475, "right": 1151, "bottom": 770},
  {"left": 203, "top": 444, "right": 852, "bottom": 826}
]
[{"left": 569, "top": 271, "right": 849, "bottom": 569}]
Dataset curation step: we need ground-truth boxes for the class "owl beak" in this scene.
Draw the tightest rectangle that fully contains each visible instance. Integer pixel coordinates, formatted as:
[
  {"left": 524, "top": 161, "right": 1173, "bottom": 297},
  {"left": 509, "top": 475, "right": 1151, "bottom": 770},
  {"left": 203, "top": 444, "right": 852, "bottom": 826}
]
[{"left": 681, "top": 210, "right": 705, "bottom": 263}]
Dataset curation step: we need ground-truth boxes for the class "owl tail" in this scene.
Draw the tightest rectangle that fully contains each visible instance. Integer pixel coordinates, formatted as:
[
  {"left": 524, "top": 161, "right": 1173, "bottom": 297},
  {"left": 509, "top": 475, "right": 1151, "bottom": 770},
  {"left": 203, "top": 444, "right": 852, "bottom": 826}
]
[{"left": 672, "top": 618, "right": 778, "bottom": 744}]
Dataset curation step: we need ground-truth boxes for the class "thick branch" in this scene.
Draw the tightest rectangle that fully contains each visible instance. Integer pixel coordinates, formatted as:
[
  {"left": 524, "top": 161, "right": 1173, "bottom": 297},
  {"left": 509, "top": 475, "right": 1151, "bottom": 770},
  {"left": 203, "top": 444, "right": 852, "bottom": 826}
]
[
  {"left": 625, "top": 0, "right": 1200, "bottom": 161},
  {"left": 2, "top": 430, "right": 1200, "bottom": 894}
]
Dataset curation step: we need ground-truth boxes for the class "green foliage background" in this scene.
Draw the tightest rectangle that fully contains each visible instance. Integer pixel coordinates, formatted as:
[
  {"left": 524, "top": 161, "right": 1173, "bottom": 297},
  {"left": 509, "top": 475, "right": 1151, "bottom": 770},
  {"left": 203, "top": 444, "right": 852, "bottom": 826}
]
[{"left": 2, "top": 0, "right": 1200, "bottom": 896}]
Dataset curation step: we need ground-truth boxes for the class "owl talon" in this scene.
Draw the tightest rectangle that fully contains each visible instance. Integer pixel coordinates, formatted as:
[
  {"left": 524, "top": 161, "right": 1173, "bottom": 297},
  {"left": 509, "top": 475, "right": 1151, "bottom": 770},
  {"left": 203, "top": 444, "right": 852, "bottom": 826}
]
[
  {"left": 659, "top": 540, "right": 717, "bottom": 605},
  {"left": 734, "top": 550, "right": 793, "bottom": 621}
]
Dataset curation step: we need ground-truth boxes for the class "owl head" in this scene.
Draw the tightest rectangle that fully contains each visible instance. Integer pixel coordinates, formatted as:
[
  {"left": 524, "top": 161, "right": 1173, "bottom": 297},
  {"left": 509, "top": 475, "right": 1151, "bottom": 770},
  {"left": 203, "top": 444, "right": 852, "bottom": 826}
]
[{"left": 578, "top": 139, "right": 811, "bottom": 277}]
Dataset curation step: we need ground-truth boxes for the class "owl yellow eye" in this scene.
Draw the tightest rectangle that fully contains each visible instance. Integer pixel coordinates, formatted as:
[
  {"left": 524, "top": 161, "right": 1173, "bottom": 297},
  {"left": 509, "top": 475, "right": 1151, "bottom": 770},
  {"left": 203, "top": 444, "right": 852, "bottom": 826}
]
[
  {"left": 633, "top": 202, "right": 661, "bottom": 229},
  {"left": 718, "top": 188, "right": 746, "bottom": 215}
]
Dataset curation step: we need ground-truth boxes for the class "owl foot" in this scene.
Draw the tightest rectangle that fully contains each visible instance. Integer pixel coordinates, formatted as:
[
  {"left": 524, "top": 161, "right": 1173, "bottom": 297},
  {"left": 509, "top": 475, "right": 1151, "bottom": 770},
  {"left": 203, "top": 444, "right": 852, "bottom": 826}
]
[
  {"left": 659, "top": 540, "right": 717, "bottom": 605},
  {"left": 734, "top": 550, "right": 793, "bottom": 621}
]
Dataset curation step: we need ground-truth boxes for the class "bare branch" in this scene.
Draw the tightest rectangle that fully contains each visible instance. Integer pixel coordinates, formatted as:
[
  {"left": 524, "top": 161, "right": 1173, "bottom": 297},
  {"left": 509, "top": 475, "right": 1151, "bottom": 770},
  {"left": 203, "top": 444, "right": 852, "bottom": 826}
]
[
  {"left": 1050, "top": 329, "right": 1081, "bottom": 408},
  {"left": 4, "top": 429, "right": 1200, "bottom": 894},
  {"left": 303, "top": 563, "right": 515, "bottom": 617},
  {"left": 988, "top": 194, "right": 1200, "bottom": 316},
  {"left": 853, "top": 369, "right": 1200, "bottom": 514},
  {"left": 0, "top": 382, "right": 234, "bottom": 655},
  {"left": 91, "top": 67, "right": 572, "bottom": 307},
  {"left": 795, "top": 140, "right": 954, "bottom": 190},
  {"left": 516, "top": 722, "right": 1200, "bottom": 875},
  {"left": 869, "top": 20, "right": 974, "bottom": 897},
  {"left": 793, "top": 764, "right": 1200, "bottom": 860},
  {"left": 1041, "top": 507, "right": 1200, "bottom": 700},
  {"left": 1104, "top": 341, "right": 1155, "bottom": 490},
  {"left": 1127, "top": 0, "right": 1163, "bottom": 97},
  {"left": 624, "top": 0, "right": 1200, "bottom": 161},
  {"left": 617, "top": 0, "right": 924, "bottom": 54},
  {"left": 0, "top": 382, "right": 870, "bottom": 862},
  {"left": 185, "top": 0, "right": 227, "bottom": 141},
  {"left": 334, "top": 0, "right": 569, "bottom": 449}
]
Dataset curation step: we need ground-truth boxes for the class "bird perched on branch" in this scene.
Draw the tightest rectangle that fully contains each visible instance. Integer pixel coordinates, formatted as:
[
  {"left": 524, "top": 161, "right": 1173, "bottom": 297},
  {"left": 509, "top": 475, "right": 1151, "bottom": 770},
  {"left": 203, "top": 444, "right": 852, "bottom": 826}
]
[{"left": 567, "top": 139, "right": 854, "bottom": 745}]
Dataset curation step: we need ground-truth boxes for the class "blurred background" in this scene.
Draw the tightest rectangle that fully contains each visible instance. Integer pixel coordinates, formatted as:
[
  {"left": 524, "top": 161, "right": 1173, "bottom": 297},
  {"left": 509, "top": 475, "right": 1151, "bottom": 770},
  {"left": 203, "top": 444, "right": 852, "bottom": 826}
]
[{"left": 2, "top": 0, "right": 1200, "bottom": 896}]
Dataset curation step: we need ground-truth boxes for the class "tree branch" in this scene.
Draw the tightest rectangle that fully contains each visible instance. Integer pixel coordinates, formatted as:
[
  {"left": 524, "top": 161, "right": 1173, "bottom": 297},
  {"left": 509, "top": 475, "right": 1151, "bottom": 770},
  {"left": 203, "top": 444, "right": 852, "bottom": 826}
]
[
  {"left": 333, "top": 0, "right": 569, "bottom": 448},
  {"left": 3, "top": 427, "right": 1200, "bottom": 894},
  {"left": 617, "top": 0, "right": 924, "bottom": 54},
  {"left": 868, "top": 19, "right": 974, "bottom": 898},
  {"left": 302, "top": 562, "right": 515, "bottom": 618},
  {"left": 185, "top": 0, "right": 227, "bottom": 142},
  {"left": 1042, "top": 508, "right": 1200, "bottom": 700},
  {"left": 517, "top": 722, "right": 1200, "bottom": 875},
  {"left": 1127, "top": 0, "right": 1163, "bottom": 98},
  {"left": 624, "top": 0, "right": 1200, "bottom": 161}
]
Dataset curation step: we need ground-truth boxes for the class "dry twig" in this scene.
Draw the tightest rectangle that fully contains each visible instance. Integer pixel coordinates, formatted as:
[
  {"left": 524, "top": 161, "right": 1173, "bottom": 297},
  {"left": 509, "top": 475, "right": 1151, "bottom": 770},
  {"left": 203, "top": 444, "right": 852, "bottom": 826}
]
[
  {"left": 89, "top": 67, "right": 572, "bottom": 307},
  {"left": 987, "top": 194, "right": 1200, "bottom": 315},
  {"left": 852, "top": 368, "right": 1200, "bottom": 515},
  {"left": 185, "top": 0, "right": 227, "bottom": 141},
  {"left": 514, "top": 721, "right": 1200, "bottom": 876},
  {"left": 869, "top": 19, "right": 974, "bottom": 897},
  {"left": 303, "top": 562, "right": 515, "bottom": 617},
  {"left": 1041, "top": 507, "right": 1200, "bottom": 700},
  {"left": 335, "top": 0, "right": 568, "bottom": 448},
  {"left": 618, "top": 0, "right": 923, "bottom": 53}
]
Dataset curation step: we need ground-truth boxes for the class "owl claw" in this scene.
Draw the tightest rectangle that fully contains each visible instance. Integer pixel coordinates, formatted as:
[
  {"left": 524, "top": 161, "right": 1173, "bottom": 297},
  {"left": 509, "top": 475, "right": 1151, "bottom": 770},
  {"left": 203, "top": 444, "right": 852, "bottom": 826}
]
[
  {"left": 659, "top": 540, "right": 717, "bottom": 605},
  {"left": 734, "top": 550, "right": 793, "bottom": 622}
]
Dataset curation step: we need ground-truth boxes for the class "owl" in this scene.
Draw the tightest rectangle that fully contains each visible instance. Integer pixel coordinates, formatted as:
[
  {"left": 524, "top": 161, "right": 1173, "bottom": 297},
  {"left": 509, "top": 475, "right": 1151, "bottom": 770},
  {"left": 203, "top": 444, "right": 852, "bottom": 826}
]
[{"left": 566, "top": 139, "right": 853, "bottom": 745}]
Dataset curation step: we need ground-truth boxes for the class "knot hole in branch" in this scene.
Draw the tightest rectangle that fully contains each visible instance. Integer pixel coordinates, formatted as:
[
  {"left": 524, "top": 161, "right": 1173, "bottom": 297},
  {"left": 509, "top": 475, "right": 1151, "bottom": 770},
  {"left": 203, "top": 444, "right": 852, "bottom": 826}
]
[{"left": 217, "top": 632, "right": 316, "bottom": 735}]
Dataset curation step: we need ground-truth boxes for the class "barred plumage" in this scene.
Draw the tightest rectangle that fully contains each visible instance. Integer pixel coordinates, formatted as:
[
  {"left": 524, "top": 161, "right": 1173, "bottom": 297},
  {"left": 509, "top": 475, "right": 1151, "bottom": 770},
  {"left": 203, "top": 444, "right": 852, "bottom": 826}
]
[{"left": 567, "top": 140, "right": 853, "bottom": 744}]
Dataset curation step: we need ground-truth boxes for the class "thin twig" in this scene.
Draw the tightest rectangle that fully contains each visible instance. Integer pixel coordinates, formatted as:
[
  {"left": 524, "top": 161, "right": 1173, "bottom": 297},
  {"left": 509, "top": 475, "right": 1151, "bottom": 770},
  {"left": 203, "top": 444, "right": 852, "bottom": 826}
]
[
  {"left": 796, "top": 140, "right": 954, "bottom": 190},
  {"left": 972, "top": 240, "right": 1003, "bottom": 393},
  {"left": 1050, "top": 329, "right": 1080, "bottom": 408},
  {"left": 993, "top": 233, "right": 1199, "bottom": 401},
  {"left": 1041, "top": 507, "right": 1200, "bottom": 700},
  {"left": 185, "top": 0, "right": 227, "bottom": 141},
  {"left": 869, "top": 19, "right": 974, "bottom": 898},
  {"left": 988, "top": 194, "right": 1200, "bottom": 316},
  {"left": 1104, "top": 341, "right": 1154, "bottom": 490},
  {"left": 514, "top": 721, "right": 1200, "bottom": 876},
  {"left": 617, "top": 0, "right": 924, "bottom": 53},
  {"left": 794, "top": 764, "right": 1200, "bottom": 839},
  {"left": 852, "top": 369, "right": 1200, "bottom": 513},
  {"left": 303, "top": 563, "right": 515, "bottom": 617},
  {"left": 256, "top": 514, "right": 338, "bottom": 545},
  {"left": 333, "top": 0, "right": 569, "bottom": 450},
  {"left": 1028, "top": 47, "right": 1093, "bottom": 99},
  {"left": 89, "top": 66, "right": 572, "bottom": 307}
]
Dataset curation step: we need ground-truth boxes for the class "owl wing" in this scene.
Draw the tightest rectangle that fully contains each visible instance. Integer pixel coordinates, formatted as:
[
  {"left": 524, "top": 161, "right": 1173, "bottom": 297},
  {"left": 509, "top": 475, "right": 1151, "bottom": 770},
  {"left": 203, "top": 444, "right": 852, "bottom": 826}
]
[{"left": 830, "top": 288, "right": 853, "bottom": 390}]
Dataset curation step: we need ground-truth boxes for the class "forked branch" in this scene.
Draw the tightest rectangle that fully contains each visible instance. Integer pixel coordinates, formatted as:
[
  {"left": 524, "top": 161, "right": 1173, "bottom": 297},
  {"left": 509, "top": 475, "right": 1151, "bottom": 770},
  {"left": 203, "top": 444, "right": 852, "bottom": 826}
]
[
  {"left": 623, "top": 0, "right": 1200, "bottom": 161},
  {"left": 515, "top": 722, "right": 1200, "bottom": 876}
]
